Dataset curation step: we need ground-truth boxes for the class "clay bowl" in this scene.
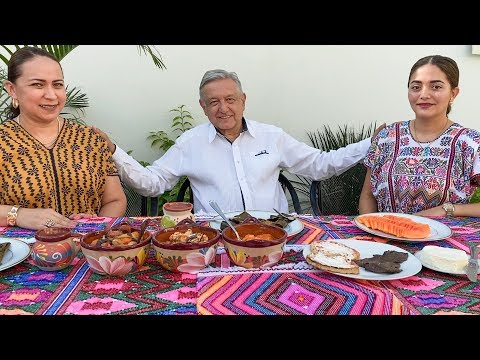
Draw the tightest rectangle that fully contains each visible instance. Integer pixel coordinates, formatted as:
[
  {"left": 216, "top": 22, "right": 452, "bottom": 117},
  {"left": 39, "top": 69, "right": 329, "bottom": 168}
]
[
  {"left": 222, "top": 217, "right": 287, "bottom": 268},
  {"left": 152, "top": 219, "right": 220, "bottom": 273},
  {"left": 80, "top": 222, "right": 151, "bottom": 276}
]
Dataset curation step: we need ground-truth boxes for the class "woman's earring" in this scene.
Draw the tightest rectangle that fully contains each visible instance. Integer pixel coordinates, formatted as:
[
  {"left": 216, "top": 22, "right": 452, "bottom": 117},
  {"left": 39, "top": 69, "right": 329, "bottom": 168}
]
[{"left": 12, "top": 98, "right": 19, "bottom": 109}]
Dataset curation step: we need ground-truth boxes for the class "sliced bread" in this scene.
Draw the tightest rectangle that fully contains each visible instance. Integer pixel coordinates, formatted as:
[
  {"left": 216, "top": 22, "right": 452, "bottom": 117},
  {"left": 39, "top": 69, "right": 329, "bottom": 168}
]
[{"left": 306, "top": 240, "right": 360, "bottom": 275}]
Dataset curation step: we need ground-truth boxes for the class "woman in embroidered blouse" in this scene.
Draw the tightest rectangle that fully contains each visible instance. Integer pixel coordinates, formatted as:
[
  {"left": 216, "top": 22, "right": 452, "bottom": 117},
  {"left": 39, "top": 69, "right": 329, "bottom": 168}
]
[
  {"left": 359, "top": 55, "right": 480, "bottom": 217},
  {"left": 0, "top": 47, "right": 126, "bottom": 230}
]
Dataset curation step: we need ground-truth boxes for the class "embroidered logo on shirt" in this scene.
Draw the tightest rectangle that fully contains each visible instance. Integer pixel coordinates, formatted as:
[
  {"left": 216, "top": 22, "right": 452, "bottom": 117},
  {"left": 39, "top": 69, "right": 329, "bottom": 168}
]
[{"left": 254, "top": 150, "right": 269, "bottom": 156}]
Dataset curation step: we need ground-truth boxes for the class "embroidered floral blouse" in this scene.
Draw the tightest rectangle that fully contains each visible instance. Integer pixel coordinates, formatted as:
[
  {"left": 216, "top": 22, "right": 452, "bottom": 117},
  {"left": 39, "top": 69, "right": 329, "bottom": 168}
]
[{"left": 364, "top": 120, "right": 480, "bottom": 213}]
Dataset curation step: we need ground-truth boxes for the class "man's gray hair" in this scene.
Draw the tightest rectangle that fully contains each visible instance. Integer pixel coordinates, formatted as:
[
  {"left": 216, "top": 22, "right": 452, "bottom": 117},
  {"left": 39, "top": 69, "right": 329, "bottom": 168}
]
[{"left": 199, "top": 69, "right": 243, "bottom": 100}]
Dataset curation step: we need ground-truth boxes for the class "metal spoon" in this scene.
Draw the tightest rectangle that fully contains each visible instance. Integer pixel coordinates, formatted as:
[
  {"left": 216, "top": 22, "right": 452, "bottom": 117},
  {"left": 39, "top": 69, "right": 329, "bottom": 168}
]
[{"left": 209, "top": 200, "right": 241, "bottom": 241}]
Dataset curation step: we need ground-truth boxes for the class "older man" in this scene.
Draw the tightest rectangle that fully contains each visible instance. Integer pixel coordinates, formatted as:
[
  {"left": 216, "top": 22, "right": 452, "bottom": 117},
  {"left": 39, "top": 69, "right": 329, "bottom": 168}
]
[{"left": 97, "top": 69, "right": 382, "bottom": 214}]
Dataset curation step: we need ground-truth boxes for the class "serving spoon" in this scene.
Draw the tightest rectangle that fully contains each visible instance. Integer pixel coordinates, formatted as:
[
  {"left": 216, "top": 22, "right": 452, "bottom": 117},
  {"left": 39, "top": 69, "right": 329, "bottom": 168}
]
[
  {"left": 209, "top": 200, "right": 241, "bottom": 241},
  {"left": 138, "top": 218, "right": 151, "bottom": 240}
]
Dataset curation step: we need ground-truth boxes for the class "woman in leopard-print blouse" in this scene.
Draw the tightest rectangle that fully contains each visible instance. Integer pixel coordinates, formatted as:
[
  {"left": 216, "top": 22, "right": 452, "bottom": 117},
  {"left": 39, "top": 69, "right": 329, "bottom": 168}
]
[{"left": 1, "top": 46, "right": 126, "bottom": 230}]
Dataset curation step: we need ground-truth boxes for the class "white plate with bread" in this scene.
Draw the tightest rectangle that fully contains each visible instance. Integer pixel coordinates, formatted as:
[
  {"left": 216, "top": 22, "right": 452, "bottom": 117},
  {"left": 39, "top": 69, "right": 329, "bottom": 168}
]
[
  {"left": 303, "top": 239, "right": 422, "bottom": 281},
  {"left": 354, "top": 212, "right": 452, "bottom": 242}
]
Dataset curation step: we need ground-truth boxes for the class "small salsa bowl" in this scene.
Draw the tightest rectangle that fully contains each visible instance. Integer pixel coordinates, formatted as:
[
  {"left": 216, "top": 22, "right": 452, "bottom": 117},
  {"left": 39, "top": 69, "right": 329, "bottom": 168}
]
[
  {"left": 222, "top": 217, "right": 287, "bottom": 268},
  {"left": 152, "top": 219, "right": 220, "bottom": 273},
  {"left": 81, "top": 223, "right": 151, "bottom": 276}
]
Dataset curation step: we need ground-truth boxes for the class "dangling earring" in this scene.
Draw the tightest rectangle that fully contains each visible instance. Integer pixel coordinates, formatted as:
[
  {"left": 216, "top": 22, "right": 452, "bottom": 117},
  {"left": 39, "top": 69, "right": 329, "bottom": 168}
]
[{"left": 12, "top": 98, "right": 19, "bottom": 109}]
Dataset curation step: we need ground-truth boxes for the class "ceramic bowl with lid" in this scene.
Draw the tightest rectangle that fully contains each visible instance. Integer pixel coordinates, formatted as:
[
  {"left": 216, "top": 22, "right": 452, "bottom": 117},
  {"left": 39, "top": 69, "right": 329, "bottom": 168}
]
[
  {"left": 32, "top": 227, "right": 81, "bottom": 271},
  {"left": 162, "top": 202, "right": 195, "bottom": 227}
]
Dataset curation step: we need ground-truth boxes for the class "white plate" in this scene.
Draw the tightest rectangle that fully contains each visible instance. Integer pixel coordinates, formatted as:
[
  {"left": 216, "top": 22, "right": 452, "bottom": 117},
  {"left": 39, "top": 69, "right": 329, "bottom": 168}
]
[
  {"left": 414, "top": 250, "right": 472, "bottom": 276},
  {"left": 354, "top": 212, "right": 452, "bottom": 242},
  {"left": 302, "top": 239, "right": 422, "bottom": 281},
  {"left": 209, "top": 210, "right": 304, "bottom": 237},
  {"left": 0, "top": 238, "right": 32, "bottom": 272}
]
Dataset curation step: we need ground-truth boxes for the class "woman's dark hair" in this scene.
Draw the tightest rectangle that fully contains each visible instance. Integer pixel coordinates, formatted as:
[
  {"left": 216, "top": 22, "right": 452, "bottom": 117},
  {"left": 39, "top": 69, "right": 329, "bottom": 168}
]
[
  {"left": 6, "top": 46, "right": 62, "bottom": 119},
  {"left": 408, "top": 55, "right": 459, "bottom": 115}
]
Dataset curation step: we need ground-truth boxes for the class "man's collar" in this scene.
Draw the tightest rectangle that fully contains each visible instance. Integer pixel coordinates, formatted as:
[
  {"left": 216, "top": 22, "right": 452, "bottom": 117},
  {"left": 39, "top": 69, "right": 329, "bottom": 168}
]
[{"left": 209, "top": 118, "right": 250, "bottom": 143}]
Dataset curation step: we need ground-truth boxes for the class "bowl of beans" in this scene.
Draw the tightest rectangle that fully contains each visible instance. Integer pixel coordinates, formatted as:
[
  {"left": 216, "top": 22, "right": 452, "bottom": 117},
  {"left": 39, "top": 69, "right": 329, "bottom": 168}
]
[
  {"left": 221, "top": 217, "right": 287, "bottom": 268},
  {"left": 80, "top": 222, "right": 152, "bottom": 276},
  {"left": 152, "top": 219, "right": 220, "bottom": 273}
]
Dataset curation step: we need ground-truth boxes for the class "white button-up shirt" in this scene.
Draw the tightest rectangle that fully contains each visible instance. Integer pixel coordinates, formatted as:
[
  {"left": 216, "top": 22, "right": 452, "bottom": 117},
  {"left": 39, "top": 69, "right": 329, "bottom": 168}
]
[{"left": 113, "top": 118, "right": 371, "bottom": 214}]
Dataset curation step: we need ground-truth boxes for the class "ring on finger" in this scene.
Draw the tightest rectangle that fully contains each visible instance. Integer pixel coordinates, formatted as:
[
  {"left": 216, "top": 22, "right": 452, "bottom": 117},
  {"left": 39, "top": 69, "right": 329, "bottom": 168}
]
[{"left": 45, "top": 218, "right": 56, "bottom": 227}]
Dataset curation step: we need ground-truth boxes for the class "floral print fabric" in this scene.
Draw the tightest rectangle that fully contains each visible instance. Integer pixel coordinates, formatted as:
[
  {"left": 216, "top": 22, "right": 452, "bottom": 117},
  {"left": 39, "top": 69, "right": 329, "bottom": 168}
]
[{"left": 364, "top": 120, "right": 480, "bottom": 213}]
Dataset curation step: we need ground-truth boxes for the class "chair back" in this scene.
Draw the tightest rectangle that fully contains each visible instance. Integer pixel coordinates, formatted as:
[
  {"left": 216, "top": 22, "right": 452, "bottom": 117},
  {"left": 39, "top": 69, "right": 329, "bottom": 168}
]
[
  {"left": 279, "top": 173, "right": 302, "bottom": 213},
  {"left": 121, "top": 181, "right": 159, "bottom": 216},
  {"left": 176, "top": 176, "right": 193, "bottom": 206},
  {"left": 309, "top": 163, "right": 366, "bottom": 215},
  {"left": 176, "top": 174, "right": 302, "bottom": 213}
]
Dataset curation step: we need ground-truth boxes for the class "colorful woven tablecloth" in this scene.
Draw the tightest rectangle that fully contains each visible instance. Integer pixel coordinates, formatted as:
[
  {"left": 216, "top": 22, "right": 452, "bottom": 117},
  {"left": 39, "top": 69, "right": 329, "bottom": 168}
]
[
  {"left": 298, "top": 215, "right": 480, "bottom": 315},
  {"left": 1, "top": 215, "right": 479, "bottom": 315},
  {"left": 0, "top": 217, "right": 196, "bottom": 315}
]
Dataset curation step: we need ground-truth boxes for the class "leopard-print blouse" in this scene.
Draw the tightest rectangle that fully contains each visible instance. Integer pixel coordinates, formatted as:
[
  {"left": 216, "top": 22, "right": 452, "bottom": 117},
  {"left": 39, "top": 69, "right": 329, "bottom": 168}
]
[{"left": 0, "top": 119, "right": 118, "bottom": 216}]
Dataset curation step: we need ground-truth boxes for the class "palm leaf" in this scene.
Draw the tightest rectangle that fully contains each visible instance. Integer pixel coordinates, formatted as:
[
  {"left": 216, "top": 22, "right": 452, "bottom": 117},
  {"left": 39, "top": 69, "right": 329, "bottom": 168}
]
[
  {"left": 0, "top": 45, "right": 21, "bottom": 65},
  {"left": 0, "top": 45, "right": 78, "bottom": 64},
  {"left": 64, "top": 86, "right": 89, "bottom": 109},
  {"left": 137, "top": 45, "right": 166, "bottom": 70},
  {"left": 37, "top": 45, "right": 78, "bottom": 61}
]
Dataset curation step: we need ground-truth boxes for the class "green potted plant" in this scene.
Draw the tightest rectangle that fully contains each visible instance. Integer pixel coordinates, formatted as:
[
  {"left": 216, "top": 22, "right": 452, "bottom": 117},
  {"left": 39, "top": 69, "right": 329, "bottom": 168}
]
[
  {"left": 146, "top": 105, "right": 195, "bottom": 214},
  {"left": 291, "top": 123, "right": 377, "bottom": 215}
]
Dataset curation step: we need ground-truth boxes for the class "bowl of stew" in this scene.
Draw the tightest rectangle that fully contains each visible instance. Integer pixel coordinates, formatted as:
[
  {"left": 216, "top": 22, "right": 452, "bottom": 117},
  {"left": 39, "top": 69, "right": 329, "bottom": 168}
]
[
  {"left": 221, "top": 217, "right": 287, "bottom": 268},
  {"left": 80, "top": 222, "right": 151, "bottom": 276},
  {"left": 152, "top": 219, "right": 220, "bottom": 273}
]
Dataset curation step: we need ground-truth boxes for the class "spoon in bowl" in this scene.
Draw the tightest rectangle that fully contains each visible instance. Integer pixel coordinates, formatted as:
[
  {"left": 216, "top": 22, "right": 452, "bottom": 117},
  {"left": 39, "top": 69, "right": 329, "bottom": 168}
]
[
  {"left": 138, "top": 218, "right": 151, "bottom": 241},
  {"left": 209, "top": 200, "right": 241, "bottom": 241}
]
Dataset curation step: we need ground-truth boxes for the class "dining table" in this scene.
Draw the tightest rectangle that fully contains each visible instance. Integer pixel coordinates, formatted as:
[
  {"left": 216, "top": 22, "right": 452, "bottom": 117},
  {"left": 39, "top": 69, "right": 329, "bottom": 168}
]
[{"left": 0, "top": 214, "right": 479, "bottom": 315}]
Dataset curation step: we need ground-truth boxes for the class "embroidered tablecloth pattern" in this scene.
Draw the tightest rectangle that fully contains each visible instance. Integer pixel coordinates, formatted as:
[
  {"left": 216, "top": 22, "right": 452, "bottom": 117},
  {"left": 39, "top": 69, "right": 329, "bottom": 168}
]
[{"left": 0, "top": 215, "right": 479, "bottom": 315}]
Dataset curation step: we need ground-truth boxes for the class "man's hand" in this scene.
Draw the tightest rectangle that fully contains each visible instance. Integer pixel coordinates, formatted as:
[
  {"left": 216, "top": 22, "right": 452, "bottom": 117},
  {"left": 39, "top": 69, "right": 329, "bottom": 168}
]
[{"left": 92, "top": 126, "right": 116, "bottom": 154}]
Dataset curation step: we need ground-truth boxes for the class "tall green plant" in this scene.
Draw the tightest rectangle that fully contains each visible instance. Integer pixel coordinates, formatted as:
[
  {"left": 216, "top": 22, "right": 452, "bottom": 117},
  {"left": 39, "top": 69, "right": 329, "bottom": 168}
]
[
  {"left": 471, "top": 188, "right": 480, "bottom": 204},
  {"left": 146, "top": 105, "right": 195, "bottom": 213},
  {"left": 291, "top": 123, "right": 376, "bottom": 214},
  {"left": 147, "top": 105, "right": 194, "bottom": 152}
]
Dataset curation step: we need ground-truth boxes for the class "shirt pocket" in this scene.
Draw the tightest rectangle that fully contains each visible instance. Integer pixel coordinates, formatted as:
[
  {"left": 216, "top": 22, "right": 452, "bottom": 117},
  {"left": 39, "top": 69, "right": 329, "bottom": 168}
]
[{"left": 246, "top": 148, "right": 280, "bottom": 180}]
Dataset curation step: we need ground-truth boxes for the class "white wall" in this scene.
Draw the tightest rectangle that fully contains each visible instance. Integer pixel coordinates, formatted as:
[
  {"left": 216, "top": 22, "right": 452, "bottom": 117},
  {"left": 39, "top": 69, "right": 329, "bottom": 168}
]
[{"left": 57, "top": 45, "right": 480, "bottom": 164}]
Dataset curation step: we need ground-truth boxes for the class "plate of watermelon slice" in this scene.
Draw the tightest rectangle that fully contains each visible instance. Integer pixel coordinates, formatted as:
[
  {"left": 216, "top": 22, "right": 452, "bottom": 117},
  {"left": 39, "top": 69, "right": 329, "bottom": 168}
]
[{"left": 354, "top": 212, "right": 452, "bottom": 242}]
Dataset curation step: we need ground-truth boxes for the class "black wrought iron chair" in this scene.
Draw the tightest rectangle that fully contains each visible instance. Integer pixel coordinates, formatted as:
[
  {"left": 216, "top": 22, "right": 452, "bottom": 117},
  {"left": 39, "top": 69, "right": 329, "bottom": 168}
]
[
  {"left": 176, "top": 177, "right": 193, "bottom": 206},
  {"left": 309, "top": 163, "right": 366, "bottom": 215},
  {"left": 121, "top": 181, "right": 159, "bottom": 216},
  {"left": 176, "top": 173, "right": 302, "bottom": 213}
]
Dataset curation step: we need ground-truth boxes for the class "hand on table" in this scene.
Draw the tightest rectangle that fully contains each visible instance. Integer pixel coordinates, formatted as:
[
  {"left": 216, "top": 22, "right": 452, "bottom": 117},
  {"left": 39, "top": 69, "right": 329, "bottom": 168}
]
[
  {"left": 415, "top": 205, "right": 446, "bottom": 217},
  {"left": 69, "top": 213, "right": 98, "bottom": 220},
  {"left": 16, "top": 208, "right": 78, "bottom": 231}
]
